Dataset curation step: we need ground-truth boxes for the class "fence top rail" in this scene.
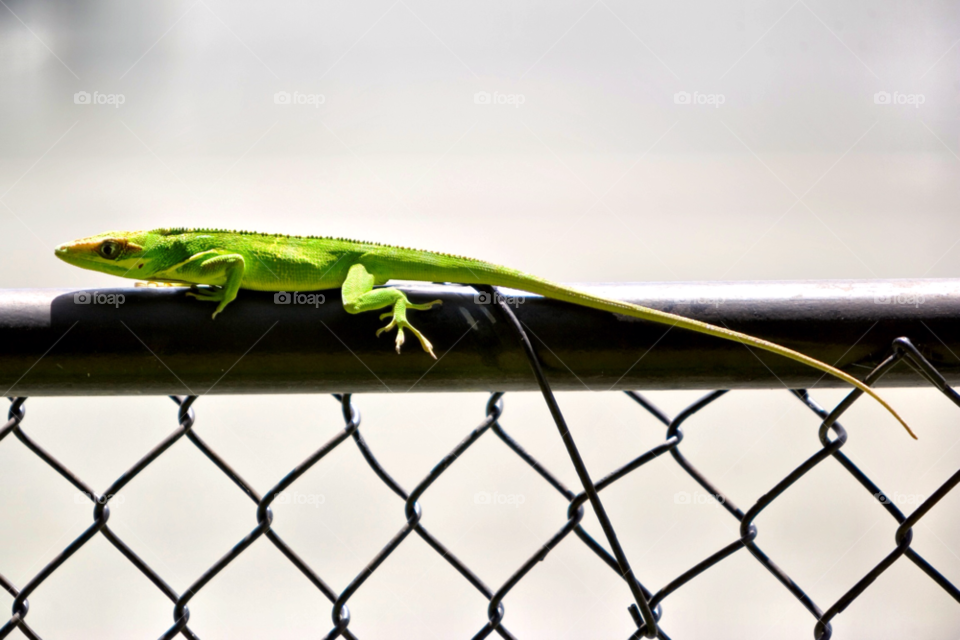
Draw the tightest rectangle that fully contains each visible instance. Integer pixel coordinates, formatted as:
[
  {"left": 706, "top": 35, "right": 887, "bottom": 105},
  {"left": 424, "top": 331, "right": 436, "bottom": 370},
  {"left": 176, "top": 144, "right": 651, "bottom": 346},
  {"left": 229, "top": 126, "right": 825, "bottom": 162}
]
[{"left": 1, "top": 279, "right": 957, "bottom": 395}]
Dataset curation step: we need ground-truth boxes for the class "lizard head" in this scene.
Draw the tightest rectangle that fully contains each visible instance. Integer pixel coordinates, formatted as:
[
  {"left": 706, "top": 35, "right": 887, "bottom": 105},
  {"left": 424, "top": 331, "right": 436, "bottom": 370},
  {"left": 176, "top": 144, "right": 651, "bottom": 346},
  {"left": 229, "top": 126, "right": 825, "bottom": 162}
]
[{"left": 55, "top": 230, "right": 161, "bottom": 279}]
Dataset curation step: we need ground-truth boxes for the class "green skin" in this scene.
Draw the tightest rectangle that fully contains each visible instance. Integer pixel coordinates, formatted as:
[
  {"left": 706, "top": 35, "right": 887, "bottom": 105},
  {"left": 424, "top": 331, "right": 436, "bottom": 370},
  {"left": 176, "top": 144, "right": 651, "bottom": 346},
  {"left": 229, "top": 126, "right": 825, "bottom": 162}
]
[{"left": 54, "top": 228, "right": 916, "bottom": 439}]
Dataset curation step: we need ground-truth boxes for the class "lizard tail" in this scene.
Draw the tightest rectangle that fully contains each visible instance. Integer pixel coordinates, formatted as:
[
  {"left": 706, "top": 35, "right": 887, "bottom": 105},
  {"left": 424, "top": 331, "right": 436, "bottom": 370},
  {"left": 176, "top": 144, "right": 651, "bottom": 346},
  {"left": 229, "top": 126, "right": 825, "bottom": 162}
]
[{"left": 479, "top": 271, "right": 916, "bottom": 440}]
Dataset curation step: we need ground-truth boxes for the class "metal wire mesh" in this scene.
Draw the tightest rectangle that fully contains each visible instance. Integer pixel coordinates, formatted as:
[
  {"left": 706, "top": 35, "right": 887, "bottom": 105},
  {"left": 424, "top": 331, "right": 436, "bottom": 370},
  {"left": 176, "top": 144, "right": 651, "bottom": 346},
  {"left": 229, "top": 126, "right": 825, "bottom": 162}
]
[{"left": 2, "top": 291, "right": 959, "bottom": 639}]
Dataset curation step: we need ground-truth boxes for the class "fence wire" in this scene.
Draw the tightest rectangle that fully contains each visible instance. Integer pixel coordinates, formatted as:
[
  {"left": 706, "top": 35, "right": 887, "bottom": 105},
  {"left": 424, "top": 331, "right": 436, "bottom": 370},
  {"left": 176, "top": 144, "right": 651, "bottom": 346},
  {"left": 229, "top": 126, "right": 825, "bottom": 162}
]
[{"left": 1, "top": 289, "right": 960, "bottom": 639}]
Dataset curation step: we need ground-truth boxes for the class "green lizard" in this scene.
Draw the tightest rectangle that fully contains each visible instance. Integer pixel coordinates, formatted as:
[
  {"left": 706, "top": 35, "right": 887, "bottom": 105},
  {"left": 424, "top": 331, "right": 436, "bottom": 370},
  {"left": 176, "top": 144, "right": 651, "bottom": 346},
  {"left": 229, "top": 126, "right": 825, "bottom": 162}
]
[{"left": 54, "top": 228, "right": 917, "bottom": 439}]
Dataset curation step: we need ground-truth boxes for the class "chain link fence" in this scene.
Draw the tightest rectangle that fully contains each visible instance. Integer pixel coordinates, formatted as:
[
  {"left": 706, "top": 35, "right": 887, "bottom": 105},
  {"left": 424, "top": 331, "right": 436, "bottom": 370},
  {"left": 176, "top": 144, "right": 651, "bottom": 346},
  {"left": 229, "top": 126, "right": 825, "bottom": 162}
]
[{"left": 2, "top": 287, "right": 959, "bottom": 639}]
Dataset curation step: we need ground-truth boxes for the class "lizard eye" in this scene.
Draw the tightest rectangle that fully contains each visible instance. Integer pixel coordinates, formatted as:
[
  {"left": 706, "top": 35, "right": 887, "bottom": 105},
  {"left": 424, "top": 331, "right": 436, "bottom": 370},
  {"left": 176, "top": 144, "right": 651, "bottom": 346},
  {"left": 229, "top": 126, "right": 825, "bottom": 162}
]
[{"left": 99, "top": 241, "right": 121, "bottom": 260}]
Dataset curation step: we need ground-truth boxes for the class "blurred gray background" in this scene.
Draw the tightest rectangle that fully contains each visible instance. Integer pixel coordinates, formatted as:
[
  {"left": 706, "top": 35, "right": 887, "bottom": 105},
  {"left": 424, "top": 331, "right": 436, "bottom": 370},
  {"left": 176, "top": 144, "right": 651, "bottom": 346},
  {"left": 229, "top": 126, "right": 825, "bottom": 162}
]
[{"left": 1, "top": 1, "right": 959, "bottom": 638}]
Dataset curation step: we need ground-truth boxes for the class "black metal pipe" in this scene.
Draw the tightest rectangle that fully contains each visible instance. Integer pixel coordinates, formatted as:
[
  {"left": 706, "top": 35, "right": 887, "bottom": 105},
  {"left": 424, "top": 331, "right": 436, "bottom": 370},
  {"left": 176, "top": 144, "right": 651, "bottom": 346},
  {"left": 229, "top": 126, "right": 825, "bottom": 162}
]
[{"left": 0, "top": 280, "right": 957, "bottom": 395}]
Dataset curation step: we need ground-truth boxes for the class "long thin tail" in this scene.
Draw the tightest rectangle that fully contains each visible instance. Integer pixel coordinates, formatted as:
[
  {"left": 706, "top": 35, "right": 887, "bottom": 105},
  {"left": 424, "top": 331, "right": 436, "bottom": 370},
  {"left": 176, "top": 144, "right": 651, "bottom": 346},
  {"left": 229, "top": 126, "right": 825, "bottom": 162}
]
[{"left": 482, "top": 271, "right": 916, "bottom": 439}]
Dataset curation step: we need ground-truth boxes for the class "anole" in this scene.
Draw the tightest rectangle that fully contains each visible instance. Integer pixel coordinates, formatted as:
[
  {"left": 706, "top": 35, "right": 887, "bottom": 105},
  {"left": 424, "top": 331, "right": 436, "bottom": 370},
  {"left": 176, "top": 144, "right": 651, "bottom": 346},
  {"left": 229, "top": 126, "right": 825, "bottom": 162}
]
[{"left": 55, "top": 228, "right": 916, "bottom": 439}]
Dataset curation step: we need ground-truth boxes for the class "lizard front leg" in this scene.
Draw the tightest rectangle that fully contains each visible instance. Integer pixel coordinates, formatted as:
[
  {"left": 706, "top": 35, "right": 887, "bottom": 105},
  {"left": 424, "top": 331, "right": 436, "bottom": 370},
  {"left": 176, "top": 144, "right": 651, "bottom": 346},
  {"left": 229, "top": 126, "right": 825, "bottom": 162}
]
[
  {"left": 341, "top": 262, "right": 441, "bottom": 358},
  {"left": 155, "top": 250, "right": 246, "bottom": 318}
]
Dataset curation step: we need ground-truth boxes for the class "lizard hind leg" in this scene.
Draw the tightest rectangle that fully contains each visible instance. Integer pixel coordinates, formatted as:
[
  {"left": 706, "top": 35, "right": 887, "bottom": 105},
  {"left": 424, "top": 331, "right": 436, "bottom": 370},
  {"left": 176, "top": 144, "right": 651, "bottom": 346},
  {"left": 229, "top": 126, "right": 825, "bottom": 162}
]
[{"left": 341, "top": 263, "right": 442, "bottom": 358}]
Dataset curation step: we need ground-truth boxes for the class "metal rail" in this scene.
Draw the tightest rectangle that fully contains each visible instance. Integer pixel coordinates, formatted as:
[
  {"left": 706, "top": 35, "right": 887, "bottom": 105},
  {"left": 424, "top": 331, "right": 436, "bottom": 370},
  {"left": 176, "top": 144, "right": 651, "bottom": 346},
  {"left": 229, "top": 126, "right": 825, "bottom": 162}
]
[
  {"left": 2, "top": 281, "right": 959, "bottom": 639},
  {"left": 1, "top": 279, "right": 958, "bottom": 395}
]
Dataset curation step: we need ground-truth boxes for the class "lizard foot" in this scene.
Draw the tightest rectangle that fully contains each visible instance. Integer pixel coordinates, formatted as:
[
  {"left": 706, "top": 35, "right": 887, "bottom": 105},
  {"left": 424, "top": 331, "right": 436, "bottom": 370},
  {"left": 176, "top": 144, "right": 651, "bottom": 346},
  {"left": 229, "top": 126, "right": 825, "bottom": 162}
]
[
  {"left": 186, "top": 288, "right": 228, "bottom": 319},
  {"left": 376, "top": 308, "right": 437, "bottom": 359}
]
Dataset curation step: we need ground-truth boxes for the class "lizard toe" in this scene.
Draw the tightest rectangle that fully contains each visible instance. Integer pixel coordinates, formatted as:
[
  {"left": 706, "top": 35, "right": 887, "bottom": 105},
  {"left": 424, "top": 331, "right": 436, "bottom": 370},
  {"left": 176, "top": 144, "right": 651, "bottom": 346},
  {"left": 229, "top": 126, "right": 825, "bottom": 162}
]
[
  {"left": 376, "top": 318, "right": 397, "bottom": 338},
  {"left": 407, "top": 299, "right": 442, "bottom": 311}
]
